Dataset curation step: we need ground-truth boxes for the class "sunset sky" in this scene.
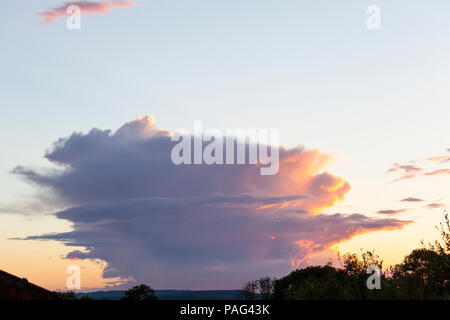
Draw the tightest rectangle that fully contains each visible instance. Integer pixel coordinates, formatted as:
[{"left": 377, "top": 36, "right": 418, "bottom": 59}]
[{"left": 0, "top": 1, "right": 449, "bottom": 291}]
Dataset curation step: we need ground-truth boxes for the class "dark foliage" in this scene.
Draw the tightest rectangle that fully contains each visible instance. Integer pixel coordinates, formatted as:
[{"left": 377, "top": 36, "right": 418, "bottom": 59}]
[{"left": 243, "top": 212, "right": 450, "bottom": 300}]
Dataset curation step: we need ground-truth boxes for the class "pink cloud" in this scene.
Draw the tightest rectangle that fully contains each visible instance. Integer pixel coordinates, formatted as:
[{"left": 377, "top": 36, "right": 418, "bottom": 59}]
[
  {"left": 387, "top": 152, "right": 450, "bottom": 182},
  {"left": 387, "top": 163, "right": 424, "bottom": 183},
  {"left": 387, "top": 163, "right": 423, "bottom": 174},
  {"left": 389, "top": 174, "right": 418, "bottom": 183},
  {"left": 425, "top": 203, "right": 446, "bottom": 210},
  {"left": 37, "top": 0, "right": 134, "bottom": 25}
]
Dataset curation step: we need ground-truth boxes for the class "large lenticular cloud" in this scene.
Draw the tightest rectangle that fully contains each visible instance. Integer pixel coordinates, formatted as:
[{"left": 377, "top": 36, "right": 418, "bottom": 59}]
[{"left": 15, "top": 116, "right": 411, "bottom": 289}]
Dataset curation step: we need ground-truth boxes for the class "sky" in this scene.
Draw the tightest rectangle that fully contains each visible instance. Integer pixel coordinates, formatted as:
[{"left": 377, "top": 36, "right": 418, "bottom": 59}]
[{"left": 0, "top": 0, "right": 449, "bottom": 291}]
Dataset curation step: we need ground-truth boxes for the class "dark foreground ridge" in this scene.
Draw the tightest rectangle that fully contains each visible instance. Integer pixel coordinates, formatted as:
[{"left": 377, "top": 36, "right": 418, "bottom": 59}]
[{"left": 0, "top": 269, "right": 59, "bottom": 300}]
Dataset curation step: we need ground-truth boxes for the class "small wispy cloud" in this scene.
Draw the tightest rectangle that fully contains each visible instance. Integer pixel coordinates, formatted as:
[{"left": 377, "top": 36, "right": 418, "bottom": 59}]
[
  {"left": 423, "top": 169, "right": 450, "bottom": 176},
  {"left": 37, "top": 0, "right": 134, "bottom": 25},
  {"left": 377, "top": 208, "right": 409, "bottom": 216},
  {"left": 387, "top": 163, "right": 423, "bottom": 174},
  {"left": 424, "top": 203, "right": 446, "bottom": 210},
  {"left": 400, "top": 197, "right": 424, "bottom": 202},
  {"left": 427, "top": 156, "right": 450, "bottom": 164},
  {"left": 388, "top": 149, "right": 450, "bottom": 183}
]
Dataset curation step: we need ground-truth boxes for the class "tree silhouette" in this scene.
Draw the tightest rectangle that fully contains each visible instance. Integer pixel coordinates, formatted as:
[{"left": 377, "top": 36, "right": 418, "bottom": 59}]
[
  {"left": 121, "top": 284, "right": 158, "bottom": 300},
  {"left": 241, "top": 277, "right": 276, "bottom": 300},
  {"left": 55, "top": 291, "right": 78, "bottom": 300}
]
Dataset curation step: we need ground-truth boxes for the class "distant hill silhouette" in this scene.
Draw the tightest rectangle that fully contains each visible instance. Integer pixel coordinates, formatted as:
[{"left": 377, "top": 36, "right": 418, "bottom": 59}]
[{"left": 75, "top": 290, "right": 242, "bottom": 300}]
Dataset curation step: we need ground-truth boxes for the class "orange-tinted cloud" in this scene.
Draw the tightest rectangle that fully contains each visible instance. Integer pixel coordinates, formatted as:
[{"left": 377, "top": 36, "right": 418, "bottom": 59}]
[
  {"left": 37, "top": 1, "right": 133, "bottom": 25},
  {"left": 424, "top": 169, "right": 450, "bottom": 176},
  {"left": 291, "top": 218, "right": 411, "bottom": 268},
  {"left": 247, "top": 149, "right": 350, "bottom": 214},
  {"left": 427, "top": 156, "right": 450, "bottom": 164}
]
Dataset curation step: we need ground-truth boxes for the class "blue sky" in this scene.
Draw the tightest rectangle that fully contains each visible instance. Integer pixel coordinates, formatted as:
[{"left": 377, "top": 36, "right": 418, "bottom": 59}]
[
  {"left": 0, "top": 1, "right": 449, "bottom": 289},
  {"left": 1, "top": 1, "right": 449, "bottom": 164}
]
